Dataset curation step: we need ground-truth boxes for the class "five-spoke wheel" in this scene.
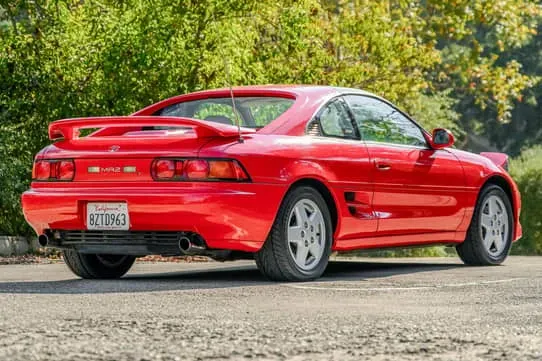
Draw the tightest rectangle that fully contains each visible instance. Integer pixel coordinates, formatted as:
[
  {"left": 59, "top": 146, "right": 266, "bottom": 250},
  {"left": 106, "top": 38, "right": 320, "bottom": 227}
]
[
  {"left": 287, "top": 199, "right": 327, "bottom": 272},
  {"left": 255, "top": 186, "right": 333, "bottom": 281},
  {"left": 457, "top": 184, "right": 513, "bottom": 265},
  {"left": 479, "top": 195, "right": 509, "bottom": 258}
]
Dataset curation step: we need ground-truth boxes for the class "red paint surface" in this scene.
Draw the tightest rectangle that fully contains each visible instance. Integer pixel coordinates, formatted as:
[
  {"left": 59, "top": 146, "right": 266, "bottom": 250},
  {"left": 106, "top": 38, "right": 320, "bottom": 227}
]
[{"left": 21, "top": 85, "right": 522, "bottom": 252}]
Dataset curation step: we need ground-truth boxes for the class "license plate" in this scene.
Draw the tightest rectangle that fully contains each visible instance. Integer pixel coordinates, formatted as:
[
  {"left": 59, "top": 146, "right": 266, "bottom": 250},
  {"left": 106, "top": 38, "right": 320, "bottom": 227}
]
[{"left": 86, "top": 202, "right": 129, "bottom": 230}]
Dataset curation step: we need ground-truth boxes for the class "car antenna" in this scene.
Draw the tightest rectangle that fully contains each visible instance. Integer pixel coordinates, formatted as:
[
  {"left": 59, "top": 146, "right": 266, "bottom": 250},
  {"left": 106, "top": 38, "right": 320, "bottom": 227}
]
[{"left": 224, "top": 58, "right": 244, "bottom": 143}]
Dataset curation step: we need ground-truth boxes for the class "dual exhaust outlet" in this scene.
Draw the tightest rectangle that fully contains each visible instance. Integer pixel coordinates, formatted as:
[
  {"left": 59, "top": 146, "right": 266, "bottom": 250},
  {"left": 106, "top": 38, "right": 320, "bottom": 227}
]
[{"left": 37, "top": 233, "right": 206, "bottom": 256}]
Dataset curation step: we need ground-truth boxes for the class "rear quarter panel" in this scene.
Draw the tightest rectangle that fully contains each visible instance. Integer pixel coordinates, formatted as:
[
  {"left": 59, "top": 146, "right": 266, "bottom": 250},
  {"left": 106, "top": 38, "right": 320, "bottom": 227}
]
[{"left": 200, "top": 134, "right": 379, "bottom": 243}]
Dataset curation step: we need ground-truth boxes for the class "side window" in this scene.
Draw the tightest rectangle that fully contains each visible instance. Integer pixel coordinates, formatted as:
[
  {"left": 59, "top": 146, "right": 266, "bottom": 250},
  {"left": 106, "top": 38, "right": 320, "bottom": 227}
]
[
  {"left": 345, "top": 95, "right": 427, "bottom": 147},
  {"left": 315, "top": 99, "right": 357, "bottom": 139}
]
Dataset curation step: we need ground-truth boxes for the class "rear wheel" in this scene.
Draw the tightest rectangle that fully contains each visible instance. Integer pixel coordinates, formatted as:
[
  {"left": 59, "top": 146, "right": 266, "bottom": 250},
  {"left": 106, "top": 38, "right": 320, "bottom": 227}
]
[
  {"left": 62, "top": 250, "right": 136, "bottom": 279},
  {"left": 255, "top": 186, "right": 333, "bottom": 281},
  {"left": 456, "top": 185, "right": 513, "bottom": 265}
]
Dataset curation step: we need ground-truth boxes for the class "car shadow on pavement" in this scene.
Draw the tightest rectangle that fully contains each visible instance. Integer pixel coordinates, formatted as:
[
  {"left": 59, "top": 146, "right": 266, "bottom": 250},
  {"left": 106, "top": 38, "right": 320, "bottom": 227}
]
[
  {"left": 0, "top": 260, "right": 464, "bottom": 294},
  {"left": 323, "top": 260, "right": 462, "bottom": 281}
]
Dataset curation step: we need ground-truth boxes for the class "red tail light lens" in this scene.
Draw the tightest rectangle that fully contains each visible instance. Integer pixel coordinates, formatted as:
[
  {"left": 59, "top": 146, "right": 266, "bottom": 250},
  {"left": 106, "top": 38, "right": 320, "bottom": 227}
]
[
  {"left": 33, "top": 161, "right": 51, "bottom": 180},
  {"left": 152, "top": 159, "right": 175, "bottom": 179},
  {"left": 32, "top": 159, "right": 75, "bottom": 181},
  {"left": 185, "top": 160, "right": 210, "bottom": 179},
  {"left": 151, "top": 158, "right": 249, "bottom": 182},
  {"left": 174, "top": 160, "right": 184, "bottom": 176},
  {"left": 58, "top": 160, "right": 75, "bottom": 180}
]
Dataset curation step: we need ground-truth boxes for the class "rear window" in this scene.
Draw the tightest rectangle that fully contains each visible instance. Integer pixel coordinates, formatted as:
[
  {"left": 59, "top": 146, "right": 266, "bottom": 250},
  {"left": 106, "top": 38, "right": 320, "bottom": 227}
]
[{"left": 157, "top": 97, "right": 294, "bottom": 128}]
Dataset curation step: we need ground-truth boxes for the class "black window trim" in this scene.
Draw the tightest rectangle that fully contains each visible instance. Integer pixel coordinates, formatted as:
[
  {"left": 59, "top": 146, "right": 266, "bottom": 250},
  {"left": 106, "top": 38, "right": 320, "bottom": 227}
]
[{"left": 342, "top": 93, "right": 431, "bottom": 149}]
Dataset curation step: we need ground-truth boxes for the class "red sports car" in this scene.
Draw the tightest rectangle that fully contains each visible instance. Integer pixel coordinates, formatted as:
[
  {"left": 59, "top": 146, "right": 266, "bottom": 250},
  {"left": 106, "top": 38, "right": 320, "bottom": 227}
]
[{"left": 21, "top": 85, "right": 522, "bottom": 281}]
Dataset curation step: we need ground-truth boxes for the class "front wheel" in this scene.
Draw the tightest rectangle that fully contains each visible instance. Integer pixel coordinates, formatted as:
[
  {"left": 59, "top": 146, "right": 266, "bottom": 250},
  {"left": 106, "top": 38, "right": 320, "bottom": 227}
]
[
  {"left": 62, "top": 250, "right": 136, "bottom": 279},
  {"left": 255, "top": 186, "right": 333, "bottom": 281},
  {"left": 456, "top": 185, "right": 513, "bottom": 265}
]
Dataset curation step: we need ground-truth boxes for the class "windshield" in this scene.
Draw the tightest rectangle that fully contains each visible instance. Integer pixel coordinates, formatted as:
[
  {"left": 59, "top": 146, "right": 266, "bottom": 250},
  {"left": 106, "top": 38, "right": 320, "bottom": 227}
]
[{"left": 156, "top": 96, "right": 294, "bottom": 129}]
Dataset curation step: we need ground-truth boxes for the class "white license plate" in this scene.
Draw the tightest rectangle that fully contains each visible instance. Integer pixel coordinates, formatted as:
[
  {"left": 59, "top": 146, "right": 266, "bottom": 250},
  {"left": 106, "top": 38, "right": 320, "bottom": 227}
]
[{"left": 86, "top": 203, "right": 129, "bottom": 230}]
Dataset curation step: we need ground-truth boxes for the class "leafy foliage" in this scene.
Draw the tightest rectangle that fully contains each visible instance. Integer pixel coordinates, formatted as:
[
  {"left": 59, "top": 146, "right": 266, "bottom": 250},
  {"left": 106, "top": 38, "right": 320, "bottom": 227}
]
[
  {"left": 1, "top": 0, "right": 542, "bottom": 250},
  {"left": 509, "top": 146, "right": 542, "bottom": 255},
  {"left": 348, "top": 246, "right": 456, "bottom": 258}
]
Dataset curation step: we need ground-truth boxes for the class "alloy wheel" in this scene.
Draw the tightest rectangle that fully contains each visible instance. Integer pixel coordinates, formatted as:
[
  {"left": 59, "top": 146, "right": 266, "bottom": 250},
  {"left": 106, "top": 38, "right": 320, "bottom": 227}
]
[
  {"left": 479, "top": 195, "right": 509, "bottom": 257},
  {"left": 287, "top": 199, "right": 326, "bottom": 271}
]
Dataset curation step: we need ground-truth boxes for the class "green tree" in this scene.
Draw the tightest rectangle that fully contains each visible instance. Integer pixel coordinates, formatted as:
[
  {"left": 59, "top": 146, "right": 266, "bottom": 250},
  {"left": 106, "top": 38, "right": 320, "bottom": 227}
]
[
  {"left": 1, "top": 0, "right": 541, "bottom": 240},
  {"left": 418, "top": 0, "right": 542, "bottom": 151}
]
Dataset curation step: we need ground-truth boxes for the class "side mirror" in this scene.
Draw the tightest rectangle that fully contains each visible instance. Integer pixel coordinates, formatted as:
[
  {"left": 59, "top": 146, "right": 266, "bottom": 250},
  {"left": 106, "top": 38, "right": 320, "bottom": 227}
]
[{"left": 430, "top": 128, "right": 454, "bottom": 149}]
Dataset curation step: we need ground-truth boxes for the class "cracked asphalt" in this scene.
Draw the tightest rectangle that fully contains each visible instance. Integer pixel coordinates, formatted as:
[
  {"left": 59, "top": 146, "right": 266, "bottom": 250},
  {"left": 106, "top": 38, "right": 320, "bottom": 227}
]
[{"left": 0, "top": 256, "right": 541, "bottom": 361}]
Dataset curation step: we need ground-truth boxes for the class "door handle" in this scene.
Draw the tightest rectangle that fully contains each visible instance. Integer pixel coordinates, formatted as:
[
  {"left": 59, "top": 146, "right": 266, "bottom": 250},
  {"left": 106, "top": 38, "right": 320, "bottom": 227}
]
[{"left": 375, "top": 161, "right": 391, "bottom": 171}]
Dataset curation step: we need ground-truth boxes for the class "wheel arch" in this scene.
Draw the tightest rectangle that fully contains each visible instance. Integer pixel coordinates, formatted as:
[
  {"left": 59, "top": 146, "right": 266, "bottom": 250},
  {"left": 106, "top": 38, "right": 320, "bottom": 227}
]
[
  {"left": 456, "top": 174, "right": 517, "bottom": 265},
  {"left": 480, "top": 174, "right": 522, "bottom": 240},
  {"left": 482, "top": 175, "right": 514, "bottom": 212},
  {"left": 285, "top": 178, "right": 339, "bottom": 235}
]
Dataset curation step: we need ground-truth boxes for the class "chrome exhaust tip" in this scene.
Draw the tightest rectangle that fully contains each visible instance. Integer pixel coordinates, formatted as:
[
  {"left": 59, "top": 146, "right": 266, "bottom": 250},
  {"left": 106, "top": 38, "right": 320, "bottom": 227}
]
[
  {"left": 178, "top": 236, "right": 192, "bottom": 253},
  {"left": 38, "top": 234, "right": 49, "bottom": 247},
  {"left": 178, "top": 235, "right": 206, "bottom": 255}
]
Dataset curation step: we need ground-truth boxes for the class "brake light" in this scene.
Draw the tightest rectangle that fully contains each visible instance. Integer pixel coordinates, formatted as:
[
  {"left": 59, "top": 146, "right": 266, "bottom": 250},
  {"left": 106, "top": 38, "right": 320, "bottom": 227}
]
[
  {"left": 33, "top": 161, "right": 51, "bottom": 180},
  {"left": 174, "top": 160, "right": 184, "bottom": 176},
  {"left": 185, "top": 160, "right": 210, "bottom": 179},
  {"left": 151, "top": 158, "right": 249, "bottom": 182},
  {"left": 58, "top": 160, "right": 75, "bottom": 180},
  {"left": 32, "top": 159, "right": 75, "bottom": 181},
  {"left": 152, "top": 159, "right": 175, "bottom": 179}
]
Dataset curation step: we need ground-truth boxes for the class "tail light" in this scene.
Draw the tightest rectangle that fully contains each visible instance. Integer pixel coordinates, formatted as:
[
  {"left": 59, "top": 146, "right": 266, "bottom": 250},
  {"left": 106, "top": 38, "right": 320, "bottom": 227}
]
[
  {"left": 32, "top": 159, "right": 75, "bottom": 181},
  {"left": 32, "top": 161, "right": 51, "bottom": 180},
  {"left": 209, "top": 160, "right": 247, "bottom": 180},
  {"left": 185, "top": 159, "right": 209, "bottom": 179},
  {"left": 57, "top": 160, "right": 75, "bottom": 180},
  {"left": 151, "top": 158, "right": 249, "bottom": 182},
  {"left": 153, "top": 159, "right": 176, "bottom": 179}
]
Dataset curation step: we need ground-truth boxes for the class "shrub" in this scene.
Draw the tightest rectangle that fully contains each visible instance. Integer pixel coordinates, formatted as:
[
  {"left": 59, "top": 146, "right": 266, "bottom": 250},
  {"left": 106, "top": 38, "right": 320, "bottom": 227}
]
[
  {"left": 509, "top": 146, "right": 542, "bottom": 255},
  {"left": 0, "top": 158, "right": 32, "bottom": 236},
  {"left": 343, "top": 246, "right": 455, "bottom": 258}
]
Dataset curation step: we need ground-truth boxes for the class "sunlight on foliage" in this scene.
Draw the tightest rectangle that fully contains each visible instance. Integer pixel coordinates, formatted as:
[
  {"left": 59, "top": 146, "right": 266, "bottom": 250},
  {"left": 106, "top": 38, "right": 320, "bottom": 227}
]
[
  {"left": 1, "top": 0, "right": 541, "bottom": 241},
  {"left": 509, "top": 146, "right": 542, "bottom": 255}
]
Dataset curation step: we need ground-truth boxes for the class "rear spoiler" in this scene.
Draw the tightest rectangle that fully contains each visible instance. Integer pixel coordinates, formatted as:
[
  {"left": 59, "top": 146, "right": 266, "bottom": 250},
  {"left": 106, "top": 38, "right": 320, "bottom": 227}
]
[
  {"left": 48, "top": 116, "right": 254, "bottom": 140},
  {"left": 480, "top": 152, "right": 509, "bottom": 171}
]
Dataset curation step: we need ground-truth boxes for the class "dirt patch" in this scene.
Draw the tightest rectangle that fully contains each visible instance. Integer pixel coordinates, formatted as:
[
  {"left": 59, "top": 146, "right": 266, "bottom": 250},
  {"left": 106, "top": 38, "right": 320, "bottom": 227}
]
[
  {"left": 0, "top": 253, "right": 210, "bottom": 265},
  {"left": 0, "top": 254, "right": 63, "bottom": 265},
  {"left": 136, "top": 255, "right": 209, "bottom": 263}
]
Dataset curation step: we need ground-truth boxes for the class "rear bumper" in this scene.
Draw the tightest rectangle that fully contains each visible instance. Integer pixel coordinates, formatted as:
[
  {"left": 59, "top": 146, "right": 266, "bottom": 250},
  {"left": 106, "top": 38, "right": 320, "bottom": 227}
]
[
  {"left": 43, "top": 230, "right": 188, "bottom": 256},
  {"left": 21, "top": 182, "right": 287, "bottom": 252}
]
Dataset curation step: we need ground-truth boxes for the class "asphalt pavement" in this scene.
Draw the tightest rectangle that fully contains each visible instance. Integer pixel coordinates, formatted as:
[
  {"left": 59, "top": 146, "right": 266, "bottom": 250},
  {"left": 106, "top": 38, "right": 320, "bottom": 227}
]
[{"left": 0, "top": 256, "right": 541, "bottom": 361}]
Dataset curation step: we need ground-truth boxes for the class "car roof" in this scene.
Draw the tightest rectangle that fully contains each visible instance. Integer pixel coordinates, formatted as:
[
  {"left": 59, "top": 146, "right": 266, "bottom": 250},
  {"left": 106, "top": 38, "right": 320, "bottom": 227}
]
[
  {"left": 133, "top": 85, "right": 385, "bottom": 136},
  {"left": 135, "top": 85, "right": 380, "bottom": 115},
  {"left": 186, "top": 84, "right": 377, "bottom": 97}
]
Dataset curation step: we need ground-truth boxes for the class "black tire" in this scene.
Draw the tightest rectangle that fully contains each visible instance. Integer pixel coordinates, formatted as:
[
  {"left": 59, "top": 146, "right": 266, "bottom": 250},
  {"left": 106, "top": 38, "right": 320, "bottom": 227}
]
[
  {"left": 255, "top": 186, "right": 333, "bottom": 281},
  {"left": 62, "top": 250, "right": 136, "bottom": 279},
  {"left": 456, "top": 184, "right": 514, "bottom": 265}
]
